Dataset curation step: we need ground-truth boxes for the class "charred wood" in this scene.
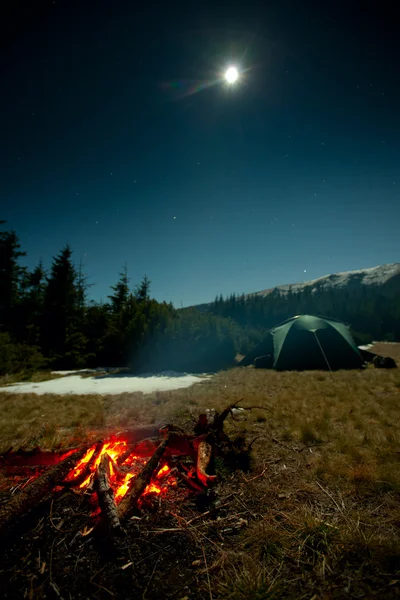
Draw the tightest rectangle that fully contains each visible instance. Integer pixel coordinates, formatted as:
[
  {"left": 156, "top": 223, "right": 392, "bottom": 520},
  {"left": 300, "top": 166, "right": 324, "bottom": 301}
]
[
  {"left": 196, "top": 437, "right": 217, "bottom": 487},
  {"left": 0, "top": 447, "right": 89, "bottom": 538},
  {"left": 95, "top": 453, "right": 123, "bottom": 535}
]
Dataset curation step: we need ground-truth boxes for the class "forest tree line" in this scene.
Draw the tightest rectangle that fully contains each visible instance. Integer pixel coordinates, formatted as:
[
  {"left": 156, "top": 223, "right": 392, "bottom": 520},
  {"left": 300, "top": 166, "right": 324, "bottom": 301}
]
[
  {"left": 0, "top": 222, "right": 243, "bottom": 375},
  {"left": 208, "top": 277, "right": 400, "bottom": 344},
  {"left": 1, "top": 222, "right": 398, "bottom": 376}
]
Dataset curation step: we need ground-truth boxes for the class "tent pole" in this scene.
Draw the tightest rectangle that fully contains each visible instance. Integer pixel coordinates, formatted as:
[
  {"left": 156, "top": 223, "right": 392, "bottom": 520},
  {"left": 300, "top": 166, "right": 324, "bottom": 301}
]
[{"left": 313, "top": 332, "right": 332, "bottom": 372}]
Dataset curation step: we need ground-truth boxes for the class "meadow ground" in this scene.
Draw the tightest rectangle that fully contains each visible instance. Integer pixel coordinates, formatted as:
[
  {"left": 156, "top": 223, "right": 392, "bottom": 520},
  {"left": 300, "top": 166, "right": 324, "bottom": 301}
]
[{"left": 0, "top": 343, "right": 399, "bottom": 599}]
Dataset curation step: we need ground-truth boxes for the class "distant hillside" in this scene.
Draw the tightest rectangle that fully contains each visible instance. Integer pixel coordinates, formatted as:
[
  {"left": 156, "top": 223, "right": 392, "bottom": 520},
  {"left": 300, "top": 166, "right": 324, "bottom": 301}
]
[
  {"left": 192, "top": 264, "right": 400, "bottom": 311},
  {"left": 250, "top": 263, "right": 400, "bottom": 299},
  {"left": 190, "top": 263, "right": 400, "bottom": 343}
]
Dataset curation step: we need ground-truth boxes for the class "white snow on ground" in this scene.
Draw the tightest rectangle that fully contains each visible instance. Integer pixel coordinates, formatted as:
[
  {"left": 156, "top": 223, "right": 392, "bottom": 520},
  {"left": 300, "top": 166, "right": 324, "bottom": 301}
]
[
  {"left": 51, "top": 369, "right": 96, "bottom": 375},
  {"left": 0, "top": 372, "right": 213, "bottom": 396},
  {"left": 358, "top": 344, "right": 375, "bottom": 350}
]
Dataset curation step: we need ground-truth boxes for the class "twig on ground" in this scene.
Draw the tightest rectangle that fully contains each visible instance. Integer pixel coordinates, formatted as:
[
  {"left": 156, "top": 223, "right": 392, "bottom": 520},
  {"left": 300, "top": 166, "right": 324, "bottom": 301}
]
[
  {"left": 238, "top": 405, "right": 274, "bottom": 415},
  {"left": 297, "top": 441, "right": 330, "bottom": 453},
  {"left": 49, "top": 538, "right": 56, "bottom": 584},
  {"left": 202, "top": 543, "right": 213, "bottom": 600},
  {"left": 246, "top": 435, "right": 262, "bottom": 450},
  {"left": 49, "top": 499, "right": 68, "bottom": 533},
  {"left": 90, "top": 564, "right": 107, "bottom": 584},
  {"left": 185, "top": 501, "right": 231, "bottom": 525},
  {"left": 142, "top": 554, "right": 161, "bottom": 600},
  {"left": 232, "top": 493, "right": 258, "bottom": 519},
  {"left": 92, "top": 582, "right": 115, "bottom": 597},
  {"left": 271, "top": 437, "right": 297, "bottom": 452},
  {"left": 241, "top": 465, "right": 269, "bottom": 483},
  {"left": 315, "top": 480, "right": 343, "bottom": 513}
]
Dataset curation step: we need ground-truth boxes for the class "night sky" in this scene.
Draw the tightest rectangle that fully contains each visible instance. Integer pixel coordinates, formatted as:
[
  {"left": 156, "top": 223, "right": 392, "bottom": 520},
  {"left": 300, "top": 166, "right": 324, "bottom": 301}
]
[{"left": 1, "top": 0, "right": 399, "bottom": 307}]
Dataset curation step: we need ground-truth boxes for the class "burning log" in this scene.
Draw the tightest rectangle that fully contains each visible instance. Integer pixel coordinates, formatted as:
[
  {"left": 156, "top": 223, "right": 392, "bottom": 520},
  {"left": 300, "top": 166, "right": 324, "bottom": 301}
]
[
  {"left": 63, "top": 441, "right": 103, "bottom": 488},
  {"left": 0, "top": 448, "right": 76, "bottom": 467},
  {"left": 0, "top": 447, "right": 89, "bottom": 539},
  {"left": 118, "top": 435, "right": 170, "bottom": 521},
  {"left": 94, "top": 453, "right": 123, "bottom": 535}
]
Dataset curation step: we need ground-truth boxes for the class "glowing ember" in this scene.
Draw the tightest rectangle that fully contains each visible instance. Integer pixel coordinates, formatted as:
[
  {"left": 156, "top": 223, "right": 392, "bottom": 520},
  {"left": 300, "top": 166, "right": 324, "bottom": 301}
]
[
  {"left": 144, "top": 482, "right": 162, "bottom": 495},
  {"left": 156, "top": 464, "right": 170, "bottom": 478}
]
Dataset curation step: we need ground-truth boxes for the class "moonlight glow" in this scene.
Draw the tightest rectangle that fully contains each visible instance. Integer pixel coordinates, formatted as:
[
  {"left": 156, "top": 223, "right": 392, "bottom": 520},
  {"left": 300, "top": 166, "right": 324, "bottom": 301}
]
[{"left": 225, "top": 66, "right": 239, "bottom": 84}]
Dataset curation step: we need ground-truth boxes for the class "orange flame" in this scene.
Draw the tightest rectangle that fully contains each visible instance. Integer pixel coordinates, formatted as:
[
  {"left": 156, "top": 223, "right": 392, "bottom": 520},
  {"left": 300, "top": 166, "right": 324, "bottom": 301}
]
[
  {"left": 114, "top": 472, "right": 134, "bottom": 502},
  {"left": 64, "top": 440, "right": 177, "bottom": 508},
  {"left": 64, "top": 447, "right": 95, "bottom": 482}
]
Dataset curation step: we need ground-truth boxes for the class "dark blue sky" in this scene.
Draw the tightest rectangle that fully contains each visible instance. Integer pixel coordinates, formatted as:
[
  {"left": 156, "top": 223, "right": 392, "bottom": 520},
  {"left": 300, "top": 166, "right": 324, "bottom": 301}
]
[{"left": 1, "top": 0, "right": 399, "bottom": 306}]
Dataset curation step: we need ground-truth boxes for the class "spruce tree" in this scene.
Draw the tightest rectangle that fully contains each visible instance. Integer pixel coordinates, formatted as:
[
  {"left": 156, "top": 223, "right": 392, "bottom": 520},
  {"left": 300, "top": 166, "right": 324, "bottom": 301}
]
[
  {"left": 135, "top": 274, "right": 151, "bottom": 303},
  {"left": 0, "top": 222, "right": 26, "bottom": 335},
  {"left": 41, "top": 245, "right": 80, "bottom": 364},
  {"left": 108, "top": 265, "right": 129, "bottom": 313},
  {"left": 19, "top": 260, "right": 46, "bottom": 346}
]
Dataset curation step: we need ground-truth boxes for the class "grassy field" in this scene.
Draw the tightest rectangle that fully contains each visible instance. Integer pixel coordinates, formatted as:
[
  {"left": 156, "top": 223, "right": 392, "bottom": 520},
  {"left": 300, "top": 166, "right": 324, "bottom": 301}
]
[{"left": 0, "top": 343, "right": 399, "bottom": 598}]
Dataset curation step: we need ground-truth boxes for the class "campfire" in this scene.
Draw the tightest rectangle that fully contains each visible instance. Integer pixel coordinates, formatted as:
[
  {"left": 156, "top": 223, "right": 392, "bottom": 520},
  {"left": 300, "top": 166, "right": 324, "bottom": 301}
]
[
  {"left": 63, "top": 440, "right": 178, "bottom": 503},
  {"left": 0, "top": 401, "right": 262, "bottom": 540}
]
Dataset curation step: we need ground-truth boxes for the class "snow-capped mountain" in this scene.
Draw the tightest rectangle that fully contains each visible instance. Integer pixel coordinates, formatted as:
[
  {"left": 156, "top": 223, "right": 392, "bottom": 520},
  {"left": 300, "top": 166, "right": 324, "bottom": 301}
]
[{"left": 250, "top": 263, "right": 400, "bottom": 298}]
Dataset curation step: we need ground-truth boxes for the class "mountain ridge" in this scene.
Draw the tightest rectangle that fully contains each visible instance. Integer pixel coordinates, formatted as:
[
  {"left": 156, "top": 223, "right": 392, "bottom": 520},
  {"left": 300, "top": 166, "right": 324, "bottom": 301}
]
[
  {"left": 249, "top": 263, "right": 400, "bottom": 299},
  {"left": 189, "top": 263, "right": 400, "bottom": 311}
]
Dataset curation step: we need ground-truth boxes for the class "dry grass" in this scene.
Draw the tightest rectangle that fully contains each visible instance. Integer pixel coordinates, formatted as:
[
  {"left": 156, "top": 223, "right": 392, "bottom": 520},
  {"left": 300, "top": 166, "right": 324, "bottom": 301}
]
[
  {"left": 0, "top": 344, "right": 399, "bottom": 597},
  {"left": 371, "top": 341, "right": 400, "bottom": 363},
  {"left": 0, "top": 370, "right": 63, "bottom": 387}
]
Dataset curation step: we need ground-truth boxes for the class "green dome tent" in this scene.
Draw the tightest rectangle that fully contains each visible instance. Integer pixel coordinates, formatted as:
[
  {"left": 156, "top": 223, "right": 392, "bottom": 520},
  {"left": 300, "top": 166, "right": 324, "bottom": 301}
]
[{"left": 240, "top": 315, "right": 364, "bottom": 371}]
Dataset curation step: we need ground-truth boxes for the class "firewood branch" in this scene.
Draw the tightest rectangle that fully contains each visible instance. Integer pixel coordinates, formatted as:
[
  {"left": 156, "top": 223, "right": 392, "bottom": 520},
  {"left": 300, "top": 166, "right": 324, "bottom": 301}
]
[
  {"left": 95, "top": 453, "right": 123, "bottom": 535},
  {"left": 118, "top": 435, "right": 170, "bottom": 522},
  {"left": 0, "top": 447, "right": 89, "bottom": 539}
]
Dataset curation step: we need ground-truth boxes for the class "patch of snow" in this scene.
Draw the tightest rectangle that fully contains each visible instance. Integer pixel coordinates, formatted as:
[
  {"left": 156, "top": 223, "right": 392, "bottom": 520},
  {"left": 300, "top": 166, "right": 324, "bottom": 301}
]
[
  {"left": 0, "top": 372, "right": 214, "bottom": 396},
  {"left": 358, "top": 344, "right": 374, "bottom": 350},
  {"left": 51, "top": 369, "right": 96, "bottom": 375}
]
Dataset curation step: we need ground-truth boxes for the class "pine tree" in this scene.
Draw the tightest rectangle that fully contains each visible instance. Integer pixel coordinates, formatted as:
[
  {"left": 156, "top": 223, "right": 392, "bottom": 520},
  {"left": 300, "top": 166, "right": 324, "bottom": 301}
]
[
  {"left": 77, "top": 258, "right": 92, "bottom": 312},
  {"left": 41, "top": 245, "right": 80, "bottom": 363},
  {"left": 19, "top": 260, "right": 46, "bottom": 346},
  {"left": 108, "top": 265, "right": 129, "bottom": 313},
  {"left": 135, "top": 274, "right": 151, "bottom": 303},
  {"left": 0, "top": 222, "right": 26, "bottom": 335}
]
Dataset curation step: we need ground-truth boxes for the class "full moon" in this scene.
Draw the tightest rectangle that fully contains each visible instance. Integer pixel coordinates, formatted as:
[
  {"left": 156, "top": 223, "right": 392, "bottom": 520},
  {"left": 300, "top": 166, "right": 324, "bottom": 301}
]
[{"left": 225, "top": 66, "right": 239, "bottom": 84}]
